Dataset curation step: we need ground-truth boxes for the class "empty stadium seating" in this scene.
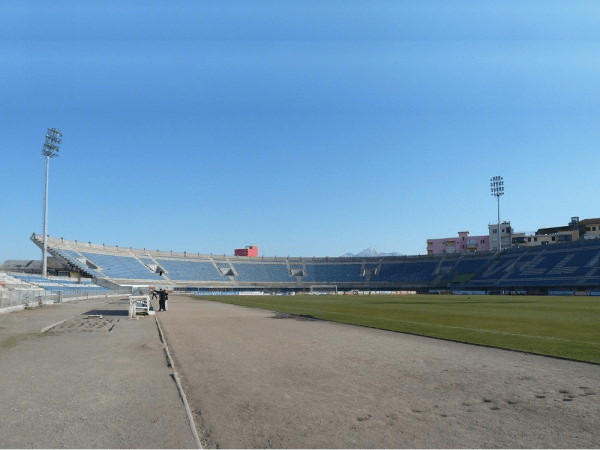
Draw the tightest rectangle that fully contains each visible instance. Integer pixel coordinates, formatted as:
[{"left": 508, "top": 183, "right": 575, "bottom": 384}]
[
  {"left": 470, "top": 240, "right": 600, "bottom": 288},
  {"left": 303, "top": 263, "right": 365, "bottom": 283},
  {"left": 375, "top": 261, "right": 438, "bottom": 283},
  {"left": 29, "top": 234, "right": 600, "bottom": 292},
  {"left": 80, "top": 252, "right": 163, "bottom": 280},
  {"left": 232, "top": 263, "right": 296, "bottom": 283},
  {"left": 155, "top": 259, "right": 226, "bottom": 282},
  {"left": 11, "top": 275, "right": 111, "bottom": 293}
]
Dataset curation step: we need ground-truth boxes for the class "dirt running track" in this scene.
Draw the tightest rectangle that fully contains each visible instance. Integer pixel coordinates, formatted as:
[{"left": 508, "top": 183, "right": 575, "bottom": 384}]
[
  {"left": 0, "top": 298, "right": 197, "bottom": 449},
  {"left": 158, "top": 295, "right": 600, "bottom": 448}
]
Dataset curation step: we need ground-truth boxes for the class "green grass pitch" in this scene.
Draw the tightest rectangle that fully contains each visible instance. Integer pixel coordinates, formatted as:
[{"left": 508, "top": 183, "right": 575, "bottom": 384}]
[{"left": 196, "top": 294, "right": 600, "bottom": 364}]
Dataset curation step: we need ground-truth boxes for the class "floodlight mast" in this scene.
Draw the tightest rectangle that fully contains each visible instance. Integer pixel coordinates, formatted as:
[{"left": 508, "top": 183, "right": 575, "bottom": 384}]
[
  {"left": 41, "top": 128, "right": 62, "bottom": 278},
  {"left": 490, "top": 176, "right": 504, "bottom": 251}
]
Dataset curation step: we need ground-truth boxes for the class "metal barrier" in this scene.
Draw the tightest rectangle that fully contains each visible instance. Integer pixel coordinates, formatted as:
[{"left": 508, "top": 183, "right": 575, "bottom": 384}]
[
  {"left": 1, "top": 286, "right": 55, "bottom": 309},
  {"left": 128, "top": 295, "right": 151, "bottom": 318},
  {"left": 0, "top": 285, "right": 131, "bottom": 311}
]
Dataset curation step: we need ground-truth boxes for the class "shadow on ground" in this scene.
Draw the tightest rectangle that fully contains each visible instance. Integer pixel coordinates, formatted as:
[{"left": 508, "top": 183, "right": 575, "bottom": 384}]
[
  {"left": 270, "top": 312, "right": 322, "bottom": 321},
  {"left": 84, "top": 309, "right": 129, "bottom": 317}
]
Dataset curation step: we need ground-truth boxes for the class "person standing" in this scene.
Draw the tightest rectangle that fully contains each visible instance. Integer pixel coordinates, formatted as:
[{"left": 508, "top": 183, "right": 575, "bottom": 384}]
[{"left": 158, "top": 288, "right": 166, "bottom": 312}]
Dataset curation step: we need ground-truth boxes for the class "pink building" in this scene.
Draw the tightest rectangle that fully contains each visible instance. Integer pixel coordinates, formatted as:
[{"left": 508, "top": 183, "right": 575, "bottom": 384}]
[{"left": 427, "top": 231, "right": 489, "bottom": 255}]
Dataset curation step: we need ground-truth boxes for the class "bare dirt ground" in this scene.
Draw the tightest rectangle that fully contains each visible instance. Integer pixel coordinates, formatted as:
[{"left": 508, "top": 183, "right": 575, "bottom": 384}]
[
  {"left": 158, "top": 295, "right": 600, "bottom": 449},
  {"left": 0, "top": 297, "right": 197, "bottom": 449}
]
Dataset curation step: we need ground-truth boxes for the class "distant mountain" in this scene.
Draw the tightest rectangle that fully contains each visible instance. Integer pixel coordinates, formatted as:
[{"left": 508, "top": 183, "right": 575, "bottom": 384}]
[{"left": 341, "top": 247, "right": 403, "bottom": 257}]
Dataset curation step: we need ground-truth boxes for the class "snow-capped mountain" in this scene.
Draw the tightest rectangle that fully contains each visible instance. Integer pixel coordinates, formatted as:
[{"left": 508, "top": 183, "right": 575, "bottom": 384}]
[{"left": 341, "top": 247, "right": 403, "bottom": 257}]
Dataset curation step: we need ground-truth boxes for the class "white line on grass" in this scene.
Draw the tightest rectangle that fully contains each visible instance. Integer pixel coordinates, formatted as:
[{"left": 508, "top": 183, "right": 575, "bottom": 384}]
[{"left": 228, "top": 299, "right": 600, "bottom": 347}]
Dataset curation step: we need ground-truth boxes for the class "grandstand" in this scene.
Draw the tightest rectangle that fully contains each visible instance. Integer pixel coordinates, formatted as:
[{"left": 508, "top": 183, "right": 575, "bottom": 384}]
[
  {"left": 0, "top": 268, "right": 123, "bottom": 311},
  {"left": 26, "top": 233, "right": 600, "bottom": 296}
]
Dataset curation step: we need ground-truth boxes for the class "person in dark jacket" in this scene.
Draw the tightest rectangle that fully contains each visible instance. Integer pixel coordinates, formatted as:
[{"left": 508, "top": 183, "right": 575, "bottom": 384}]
[
  {"left": 158, "top": 289, "right": 165, "bottom": 311},
  {"left": 163, "top": 289, "right": 169, "bottom": 311}
]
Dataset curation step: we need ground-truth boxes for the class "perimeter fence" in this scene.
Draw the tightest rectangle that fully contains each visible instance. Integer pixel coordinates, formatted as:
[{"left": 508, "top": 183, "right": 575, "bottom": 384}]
[{"left": 0, "top": 284, "right": 131, "bottom": 310}]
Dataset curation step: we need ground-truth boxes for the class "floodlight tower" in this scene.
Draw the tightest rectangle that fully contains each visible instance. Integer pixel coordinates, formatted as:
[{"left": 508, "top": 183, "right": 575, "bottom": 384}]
[
  {"left": 41, "top": 128, "right": 62, "bottom": 278},
  {"left": 490, "top": 176, "right": 504, "bottom": 251}
]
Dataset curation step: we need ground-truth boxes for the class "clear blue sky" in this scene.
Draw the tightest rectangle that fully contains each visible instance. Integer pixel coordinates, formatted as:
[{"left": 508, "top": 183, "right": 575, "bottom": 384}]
[{"left": 1, "top": 0, "right": 599, "bottom": 262}]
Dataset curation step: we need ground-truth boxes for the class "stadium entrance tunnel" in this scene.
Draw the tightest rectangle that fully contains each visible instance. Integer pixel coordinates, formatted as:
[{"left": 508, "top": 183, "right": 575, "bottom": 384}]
[
  {"left": 85, "top": 259, "right": 99, "bottom": 270},
  {"left": 146, "top": 264, "right": 166, "bottom": 276},
  {"left": 219, "top": 267, "right": 235, "bottom": 276}
]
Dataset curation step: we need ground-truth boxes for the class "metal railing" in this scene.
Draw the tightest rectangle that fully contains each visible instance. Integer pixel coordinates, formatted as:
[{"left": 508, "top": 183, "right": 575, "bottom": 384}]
[{"left": 0, "top": 285, "right": 131, "bottom": 310}]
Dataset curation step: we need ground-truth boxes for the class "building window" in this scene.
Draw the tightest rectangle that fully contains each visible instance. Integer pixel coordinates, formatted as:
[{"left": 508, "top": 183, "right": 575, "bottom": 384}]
[
  {"left": 493, "top": 229, "right": 497, "bottom": 234},
  {"left": 552, "top": 236, "right": 556, "bottom": 241},
  {"left": 528, "top": 237, "right": 531, "bottom": 242}
]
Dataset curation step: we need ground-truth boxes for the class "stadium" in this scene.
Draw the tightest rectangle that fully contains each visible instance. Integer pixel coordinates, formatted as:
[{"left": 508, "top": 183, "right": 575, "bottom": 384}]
[
  {"left": 4, "top": 3, "right": 600, "bottom": 447},
  {"left": 2, "top": 230, "right": 600, "bottom": 299},
  {"left": 1, "top": 177, "right": 599, "bottom": 448},
  {"left": 2, "top": 229, "right": 600, "bottom": 447}
]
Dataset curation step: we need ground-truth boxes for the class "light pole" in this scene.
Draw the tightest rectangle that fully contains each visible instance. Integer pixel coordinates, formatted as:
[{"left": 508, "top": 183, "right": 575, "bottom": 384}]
[
  {"left": 41, "top": 128, "right": 62, "bottom": 278},
  {"left": 490, "top": 176, "right": 504, "bottom": 251}
]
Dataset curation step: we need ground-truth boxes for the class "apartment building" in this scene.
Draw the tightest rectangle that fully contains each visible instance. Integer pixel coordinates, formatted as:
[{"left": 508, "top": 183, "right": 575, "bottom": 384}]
[{"left": 427, "top": 231, "right": 489, "bottom": 255}]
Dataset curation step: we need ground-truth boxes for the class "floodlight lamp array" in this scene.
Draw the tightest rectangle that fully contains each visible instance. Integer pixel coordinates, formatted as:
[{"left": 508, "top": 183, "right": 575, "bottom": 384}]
[
  {"left": 490, "top": 175, "right": 504, "bottom": 198},
  {"left": 42, "top": 128, "right": 62, "bottom": 157}
]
